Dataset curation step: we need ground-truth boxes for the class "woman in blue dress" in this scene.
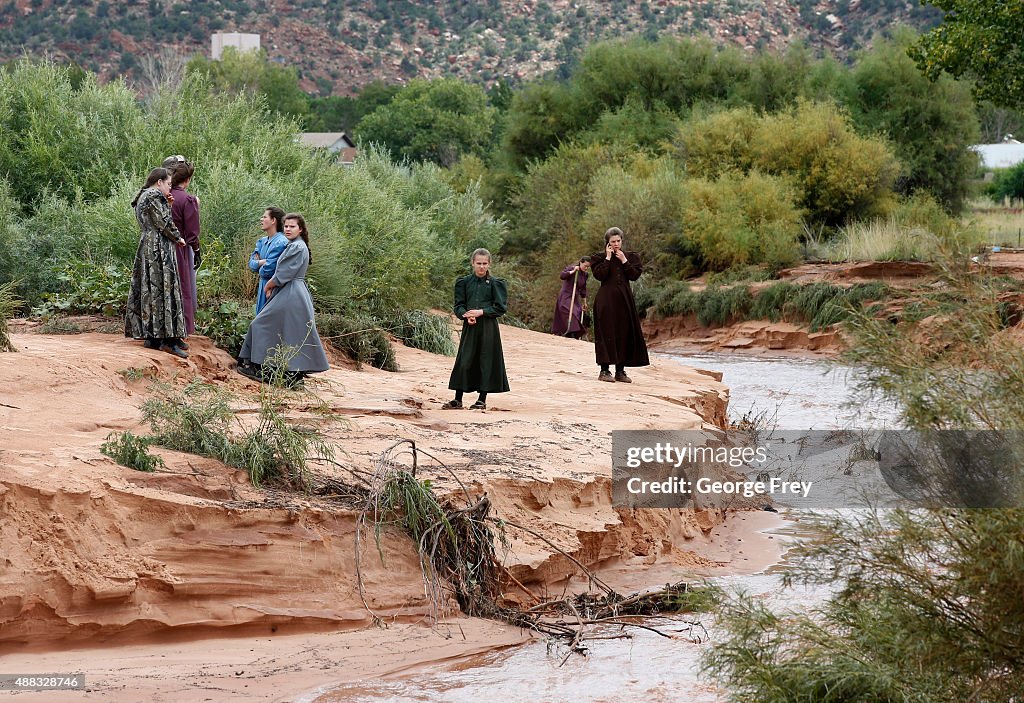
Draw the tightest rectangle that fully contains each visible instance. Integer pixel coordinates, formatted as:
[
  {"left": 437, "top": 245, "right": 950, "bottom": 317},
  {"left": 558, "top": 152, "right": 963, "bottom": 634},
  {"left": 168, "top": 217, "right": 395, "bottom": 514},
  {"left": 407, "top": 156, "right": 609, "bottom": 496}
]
[{"left": 249, "top": 206, "right": 289, "bottom": 314}]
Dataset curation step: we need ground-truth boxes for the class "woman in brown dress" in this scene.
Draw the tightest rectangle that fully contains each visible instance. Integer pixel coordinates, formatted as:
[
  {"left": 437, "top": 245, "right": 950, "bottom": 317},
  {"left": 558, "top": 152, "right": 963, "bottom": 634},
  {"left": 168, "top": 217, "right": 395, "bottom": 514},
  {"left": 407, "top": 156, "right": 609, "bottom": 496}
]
[{"left": 590, "top": 227, "right": 649, "bottom": 382}]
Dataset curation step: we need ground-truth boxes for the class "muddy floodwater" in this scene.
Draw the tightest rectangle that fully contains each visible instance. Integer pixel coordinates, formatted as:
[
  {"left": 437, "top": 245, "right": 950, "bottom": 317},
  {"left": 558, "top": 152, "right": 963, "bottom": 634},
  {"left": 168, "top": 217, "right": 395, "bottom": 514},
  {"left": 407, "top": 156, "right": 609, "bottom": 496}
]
[{"left": 308, "top": 354, "right": 901, "bottom": 703}]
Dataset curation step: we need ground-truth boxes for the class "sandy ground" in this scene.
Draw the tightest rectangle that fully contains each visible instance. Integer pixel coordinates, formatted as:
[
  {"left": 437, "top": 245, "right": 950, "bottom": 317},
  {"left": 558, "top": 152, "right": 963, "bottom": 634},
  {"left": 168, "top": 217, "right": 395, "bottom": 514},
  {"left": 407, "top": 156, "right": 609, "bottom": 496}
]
[
  {"left": 0, "top": 619, "right": 529, "bottom": 702},
  {"left": 0, "top": 321, "right": 789, "bottom": 701}
]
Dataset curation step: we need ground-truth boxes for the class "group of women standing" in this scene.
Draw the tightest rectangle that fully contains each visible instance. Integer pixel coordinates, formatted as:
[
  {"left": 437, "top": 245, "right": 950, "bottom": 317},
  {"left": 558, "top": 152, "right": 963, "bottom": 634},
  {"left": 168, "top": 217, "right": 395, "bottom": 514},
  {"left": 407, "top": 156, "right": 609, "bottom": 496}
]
[
  {"left": 235, "top": 208, "right": 329, "bottom": 386},
  {"left": 125, "top": 156, "right": 642, "bottom": 396},
  {"left": 124, "top": 161, "right": 328, "bottom": 386}
]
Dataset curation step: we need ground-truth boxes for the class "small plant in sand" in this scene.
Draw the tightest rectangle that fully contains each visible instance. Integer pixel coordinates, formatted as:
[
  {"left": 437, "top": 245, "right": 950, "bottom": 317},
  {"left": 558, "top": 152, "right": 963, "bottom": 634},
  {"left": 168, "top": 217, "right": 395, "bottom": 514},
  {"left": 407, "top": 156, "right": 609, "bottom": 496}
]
[
  {"left": 100, "top": 431, "right": 165, "bottom": 473},
  {"left": 36, "top": 317, "right": 85, "bottom": 335},
  {"left": 0, "top": 280, "right": 20, "bottom": 352},
  {"left": 117, "top": 366, "right": 151, "bottom": 382},
  {"left": 141, "top": 347, "right": 335, "bottom": 488}
]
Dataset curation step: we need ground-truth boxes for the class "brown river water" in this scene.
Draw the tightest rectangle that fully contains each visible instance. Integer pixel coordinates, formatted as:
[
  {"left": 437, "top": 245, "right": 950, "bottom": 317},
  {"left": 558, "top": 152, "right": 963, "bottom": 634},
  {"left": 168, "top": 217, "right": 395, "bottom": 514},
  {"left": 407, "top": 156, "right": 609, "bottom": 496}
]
[{"left": 306, "top": 354, "right": 900, "bottom": 703}]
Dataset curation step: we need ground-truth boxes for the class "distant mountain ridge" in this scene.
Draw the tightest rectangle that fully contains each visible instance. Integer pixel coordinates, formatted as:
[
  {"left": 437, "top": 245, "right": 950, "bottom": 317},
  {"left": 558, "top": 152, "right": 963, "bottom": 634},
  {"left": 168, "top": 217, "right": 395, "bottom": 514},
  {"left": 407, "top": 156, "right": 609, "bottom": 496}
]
[{"left": 0, "top": 0, "right": 942, "bottom": 94}]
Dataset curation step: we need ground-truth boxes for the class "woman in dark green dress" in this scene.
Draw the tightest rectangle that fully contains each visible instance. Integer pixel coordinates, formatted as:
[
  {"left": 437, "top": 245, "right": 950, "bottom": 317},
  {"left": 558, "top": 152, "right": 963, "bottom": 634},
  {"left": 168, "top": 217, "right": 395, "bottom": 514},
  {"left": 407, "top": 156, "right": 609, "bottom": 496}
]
[{"left": 443, "top": 249, "right": 510, "bottom": 410}]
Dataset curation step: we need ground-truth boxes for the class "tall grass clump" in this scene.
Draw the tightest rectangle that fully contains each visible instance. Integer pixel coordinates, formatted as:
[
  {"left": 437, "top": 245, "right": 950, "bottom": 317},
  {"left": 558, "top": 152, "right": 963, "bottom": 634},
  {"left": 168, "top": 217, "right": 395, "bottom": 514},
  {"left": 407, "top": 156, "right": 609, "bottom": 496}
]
[
  {"left": 782, "top": 281, "right": 886, "bottom": 331},
  {"left": 749, "top": 281, "right": 797, "bottom": 321},
  {"left": 391, "top": 310, "right": 456, "bottom": 356},
  {"left": 647, "top": 280, "right": 695, "bottom": 318},
  {"left": 695, "top": 285, "right": 753, "bottom": 326},
  {"left": 826, "top": 194, "right": 984, "bottom": 262},
  {"left": 706, "top": 261, "right": 1024, "bottom": 702},
  {"left": 0, "top": 280, "right": 21, "bottom": 352}
]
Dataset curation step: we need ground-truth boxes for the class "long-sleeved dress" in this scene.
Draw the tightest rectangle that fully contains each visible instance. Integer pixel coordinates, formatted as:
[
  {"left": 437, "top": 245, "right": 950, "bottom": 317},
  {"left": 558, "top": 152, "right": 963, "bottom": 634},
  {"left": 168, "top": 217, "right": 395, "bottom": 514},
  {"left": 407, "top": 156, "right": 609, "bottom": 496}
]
[
  {"left": 238, "top": 239, "right": 330, "bottom": 373},
  {"left": 249, "top": 232, "right": 289, "bottom": 314},
  {"left": 551, "top": 264, "right": 589, "bottom": 336},
  {"left": 170, "top": 186, "right": 200, "bottom": 335},
  {"left": 590, "top": 251, "right": 650, "bottom": 368},
  {"left": 125, "top": 188, "right": 186, "bottom": 341},
  {"left": 448, "top": 273, "right": 510, "bottom": 394}
]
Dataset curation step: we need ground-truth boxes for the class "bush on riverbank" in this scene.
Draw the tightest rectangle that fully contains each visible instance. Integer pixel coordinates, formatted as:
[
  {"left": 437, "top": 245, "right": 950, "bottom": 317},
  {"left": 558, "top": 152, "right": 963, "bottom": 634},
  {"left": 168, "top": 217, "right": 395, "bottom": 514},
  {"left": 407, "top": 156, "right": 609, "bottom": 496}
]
[
  {"left": 705, "top": 264, "right": 1024, "bottom": 702},
  {"left": 646, "top": 280, "right": 888, "bottom": 331}
]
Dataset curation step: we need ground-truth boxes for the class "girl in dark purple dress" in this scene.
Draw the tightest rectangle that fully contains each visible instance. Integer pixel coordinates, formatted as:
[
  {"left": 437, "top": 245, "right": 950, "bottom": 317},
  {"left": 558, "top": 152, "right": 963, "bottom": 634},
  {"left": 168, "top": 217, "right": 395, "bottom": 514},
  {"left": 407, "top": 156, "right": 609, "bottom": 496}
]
[{"left": 551, "top": 257, "right": 590, "bottom": 339}]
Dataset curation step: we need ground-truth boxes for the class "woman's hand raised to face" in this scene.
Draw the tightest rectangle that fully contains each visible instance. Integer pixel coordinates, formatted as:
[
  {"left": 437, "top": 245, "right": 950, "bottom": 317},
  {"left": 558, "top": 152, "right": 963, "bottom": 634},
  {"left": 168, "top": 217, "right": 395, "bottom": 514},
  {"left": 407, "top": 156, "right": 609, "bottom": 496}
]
[{"left": 615, "top": 249, "right": 627, "bottom": 263}]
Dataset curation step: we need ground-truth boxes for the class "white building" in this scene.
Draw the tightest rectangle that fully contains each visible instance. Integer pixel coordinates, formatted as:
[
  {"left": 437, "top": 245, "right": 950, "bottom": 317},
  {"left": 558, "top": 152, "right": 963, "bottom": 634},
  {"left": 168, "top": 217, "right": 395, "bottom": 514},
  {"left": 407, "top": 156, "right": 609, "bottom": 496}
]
[
  {"left": 971, "top": 136, "right": 1024, "bottom": 171},
  {"left": 211, "top": 32, "right": 261, "bottom": 60}
]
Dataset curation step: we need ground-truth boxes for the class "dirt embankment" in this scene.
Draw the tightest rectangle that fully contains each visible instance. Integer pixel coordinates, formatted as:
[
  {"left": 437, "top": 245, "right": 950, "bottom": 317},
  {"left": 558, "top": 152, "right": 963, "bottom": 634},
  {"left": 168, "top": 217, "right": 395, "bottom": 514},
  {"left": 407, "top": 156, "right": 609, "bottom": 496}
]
[
  {"left": 645, "top": 255, "right": 1024, "bottom": 357},
  {"left": 0, "top": 323, "right": 753, "bottom": 660}
]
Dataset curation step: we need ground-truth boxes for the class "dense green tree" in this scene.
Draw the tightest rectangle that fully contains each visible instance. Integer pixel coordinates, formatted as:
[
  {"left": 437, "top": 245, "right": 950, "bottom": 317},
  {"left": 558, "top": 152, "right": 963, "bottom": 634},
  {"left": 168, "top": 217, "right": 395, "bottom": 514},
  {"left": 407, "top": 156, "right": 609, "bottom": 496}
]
[
  {"left": 580, "top": 95, "right": 682, "bottom": 152},
  {"left": 187, "top": 48, "right": 309, "bottom": 122},
  {"left": 358, "top": 78, "right": 496, "bottom": 166},
  {"left": 989, "top": 162, "right": 1024, "bottom": 202},
  {"left": 0, "top": 61, "right": 143, "bottom": 207},
  {"left": 845, "top": 33, "right": 980, "bottom": 212},
  {"left": 910, "top": 0, "right": 1024, "bottom": 107},
  {"left": 501, "top": 81, "right": 585, "bottom": 169}
]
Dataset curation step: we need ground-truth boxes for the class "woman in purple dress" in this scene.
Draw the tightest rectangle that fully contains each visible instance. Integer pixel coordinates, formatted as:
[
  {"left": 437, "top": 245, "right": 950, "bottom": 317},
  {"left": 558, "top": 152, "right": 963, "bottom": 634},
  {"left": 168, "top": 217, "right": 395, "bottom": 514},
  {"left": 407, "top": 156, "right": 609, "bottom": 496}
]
[
  {"left": 166, "top": 158, "right": 198, "bottom": 337},
  {"left": 164, "top": 156, "right": 201, "bottom": 341},
  {"left": 551, "top": 257, "right": 590, "bottom": 339}
]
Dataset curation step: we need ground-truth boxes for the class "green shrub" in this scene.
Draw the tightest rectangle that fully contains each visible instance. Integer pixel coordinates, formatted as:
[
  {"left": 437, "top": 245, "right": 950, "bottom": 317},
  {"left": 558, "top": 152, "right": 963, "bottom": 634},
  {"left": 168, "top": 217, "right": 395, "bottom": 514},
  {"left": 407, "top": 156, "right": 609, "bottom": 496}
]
[
  {"left": 195, "top": 300, "right": 251, "bottom": 356},
  {"left": 673, "top": 107, "right": 760, "bottom": 179},
  {"left": 317, "top": 311, "right": 397, "bottom": 371},
  {"left": 32, "top": 261, "right": 130, "bottom": 318},
  {"left": 989, "top": 162, "right": 1024, "bottom": 203},
  {"left": 675, "top": 102, "right": 900, "bottom": 228},
  {"left": 142, "top": 378, "right": 331, "bottom": 488},
  {"left": 101, "top": 431, "right": 165, "bottom": 473},
  {"left": 695, "top": 285, "right": 753, "bottom": 326},
  {"left": 680, "top": 171, "right": 802, "bottom": 271},
  {"left": 142, "top": 381, "right": 236, "bottom": 459},
  {"left": 0, "top": 178, "right": 22, "bottom": 290}
]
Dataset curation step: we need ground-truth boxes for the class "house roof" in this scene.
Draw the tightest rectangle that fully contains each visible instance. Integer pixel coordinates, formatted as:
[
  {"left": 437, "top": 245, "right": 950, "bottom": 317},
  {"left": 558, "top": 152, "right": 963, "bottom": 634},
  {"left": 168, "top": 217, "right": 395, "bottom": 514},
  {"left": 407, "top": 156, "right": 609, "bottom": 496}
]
[{"left": 300, "top": 133, "right": 356, "bottom": 150}]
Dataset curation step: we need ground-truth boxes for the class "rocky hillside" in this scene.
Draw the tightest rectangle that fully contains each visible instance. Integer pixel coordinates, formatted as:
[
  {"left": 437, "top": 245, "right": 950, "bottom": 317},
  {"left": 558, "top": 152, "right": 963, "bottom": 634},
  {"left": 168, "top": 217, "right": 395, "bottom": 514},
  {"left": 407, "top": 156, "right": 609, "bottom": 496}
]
[{"left": 0, "top": 0, "right": 941, "bottom": 94}]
